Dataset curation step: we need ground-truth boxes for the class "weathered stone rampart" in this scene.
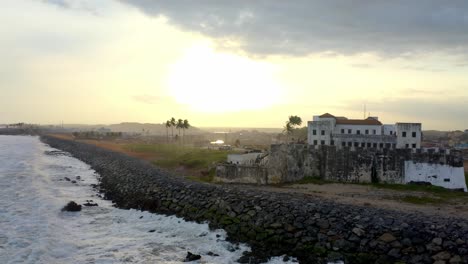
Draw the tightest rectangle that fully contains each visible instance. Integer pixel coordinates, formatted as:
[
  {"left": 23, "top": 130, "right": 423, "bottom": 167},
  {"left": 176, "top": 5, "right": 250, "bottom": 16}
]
[
  {"left": 217, "top": 144, "right": 467, "bottom": 191},
  {"left": 41, "top": 136, "right": 468, "bottom": 263}
]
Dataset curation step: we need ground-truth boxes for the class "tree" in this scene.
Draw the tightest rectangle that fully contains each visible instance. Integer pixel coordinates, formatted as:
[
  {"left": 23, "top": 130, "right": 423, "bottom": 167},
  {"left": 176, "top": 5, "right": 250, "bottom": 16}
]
[
  {"left": 170, "top": 117, "right": 176, "bottom": 139},
  {"left": 288, "top": 115, "right": 302, "bottom": 127},
  {"left": 165, "top": 120, "right": 171, "bottom": 142},
  {"left": 283, "top": 121, "right": 293, "bottom": 143},
  {"left": 284, "top": 115, "right": 302, "bottom": 143},
  {"left": 182, "top": 119, "right": 190, "bottom": 144},
  {"left": 176, "top": 119, "right": 184, "bottom": 141}
]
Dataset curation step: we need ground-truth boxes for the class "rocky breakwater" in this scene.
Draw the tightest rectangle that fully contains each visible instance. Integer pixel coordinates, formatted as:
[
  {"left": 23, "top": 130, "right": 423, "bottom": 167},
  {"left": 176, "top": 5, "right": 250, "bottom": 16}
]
[{"left": 40, "top": 135, "right": 468, "bottom": 264}]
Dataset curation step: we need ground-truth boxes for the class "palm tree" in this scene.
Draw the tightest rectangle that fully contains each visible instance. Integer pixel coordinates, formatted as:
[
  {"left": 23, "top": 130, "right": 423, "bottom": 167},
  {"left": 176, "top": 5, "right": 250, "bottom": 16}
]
[
  {"left": 170, "top": 117, "right": 176, "bottom": 139},
  {"left": 288, "top": 115, "right": 302, "bottom": 127},
  {"left": 176, "top": 119, "right": 184, "bottom": 141},
  {"left": 165, "top": 120, "right": 171, "bottom": 142},
  {"left": 182, "top": 119, "right": 190, "bottom": 144},
  {"left": 283, "top": 121, "right": 293, "bottom": 143},
  {"left": 284, "top": 115, "right": 302, "bottom": 143}
]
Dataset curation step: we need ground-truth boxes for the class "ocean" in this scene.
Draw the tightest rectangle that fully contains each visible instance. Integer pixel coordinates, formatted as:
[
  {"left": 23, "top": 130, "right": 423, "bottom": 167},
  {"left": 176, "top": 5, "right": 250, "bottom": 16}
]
[{"left": 0, "top": 136, "right": 293, "bottom": 264}]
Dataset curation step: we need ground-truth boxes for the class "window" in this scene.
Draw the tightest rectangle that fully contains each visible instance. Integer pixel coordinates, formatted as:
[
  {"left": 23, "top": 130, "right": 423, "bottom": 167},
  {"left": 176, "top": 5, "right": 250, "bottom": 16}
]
[
  {"left": 405, "top": 144, "right": 409, "bottom": 148},
  {"left": 361, "top": 142, "right": 366, "bottom": 147},
  {"left": 392, "top": 144, "right": 396, "bottom": 149},
  {"left": 412, "top": 132, "right": 417, "bottom": 138},
  {"left": 348, "top": 129, "right": 352, "bottom": 134},
  {"left": 367, "top": 143, "right": 371, "bottom": 148},
  {"left": 373, "top": 129, "right": 376, "bottom": 135},
  {"left": 412, "top": 144, "right": 416, "bottom": 149},
  {"left": 444, "top": 178, "right": 450, "bottom": 182},
  {"left": 386, "top": 143, "right": 391, "bottom": 149},
  {"left": 341, "top": 129, "right": 345, "bottom": 134},
  {"left": 390, "top": 131, "right": 393, "bottom": 135},
  {"left": 321, "top": 130, "right": 325, "bottom": 136},
  {"left": 313, "top": 130, "right": 317, "bottom": 135},
  {"left": 402, "top": 132, "right": 407, "bottom": 137},
  {"left": 342, "top": 142, "right": 346, "bottom": 147},
  {"left": 313, "top": 140, "right": 317, "bottom": 145},
  {"left": 365, "top": 130, "right": 369, "bottom": 135},
  {"left": 379, "top": 143, "right": 384, "bottom": 148},
  {"left": 373, "top": 143, "right": 378, "bottom": 148},
  {"left": 357, "top": 130, "right": 361, "bottom": 135},
  {"left": 321, "top": 140, "right": 325, "bottom": 145},
  {"left": 330, "top": 140, "right": 334, "bottom": 146},
  {"left": 354, "top": 142, "right": 359, "bottom": 147},
  {"left": 348, "top": 142, "right": 352, "bottom": 147}
]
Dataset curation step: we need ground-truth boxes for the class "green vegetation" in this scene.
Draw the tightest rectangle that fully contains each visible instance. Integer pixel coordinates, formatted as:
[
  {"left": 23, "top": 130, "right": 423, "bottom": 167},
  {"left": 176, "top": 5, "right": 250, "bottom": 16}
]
[
  {"left": 295, "top": 175, "right": 468, "bottom": 204},
  {"left": 283, "top": 115, "right": 303, "bottom": 142},
  {"left": 124, "top": 143, "right": 236, "bottom": 171},
  {"left": 401, "top": 196, "right": 444, "bottom": 205},
  {"left": 465, "top": 172, "right": 468, "bottom": 188},
  {"left": 295, "top": 176, "right": 333, "bottom": 185}
]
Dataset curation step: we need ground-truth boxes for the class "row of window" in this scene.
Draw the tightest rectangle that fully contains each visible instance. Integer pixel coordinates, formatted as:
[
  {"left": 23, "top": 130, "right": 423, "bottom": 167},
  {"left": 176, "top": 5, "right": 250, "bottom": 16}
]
[
  {"left": 402, "top": 132, "right": 418, "bottom": 138},
  {"left": 312, "top": 129, "right": 418, "bottom": 137},
  {"left": 312, "top": 141, "right": 418, "bottom": 149}
]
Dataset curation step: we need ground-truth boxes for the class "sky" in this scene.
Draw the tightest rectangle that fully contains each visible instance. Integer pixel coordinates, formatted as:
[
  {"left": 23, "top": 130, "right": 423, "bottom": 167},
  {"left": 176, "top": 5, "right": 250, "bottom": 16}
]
[{"left": 1, "top": 0, "right": 468, "bottom": 130}]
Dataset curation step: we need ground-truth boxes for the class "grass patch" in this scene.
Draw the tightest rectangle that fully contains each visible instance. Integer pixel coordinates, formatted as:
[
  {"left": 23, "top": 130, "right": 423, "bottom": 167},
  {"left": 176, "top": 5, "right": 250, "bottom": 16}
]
[
  {"left": 465, "top": 172, "right": 468, "bottom": 188},
  {"left": 401, "top": 196, "right": 444, "bottom": 205},
  {"left": 123, "top": 143, "right": 237, "bottom": 171},
  {"left": 295, "top": 176, "right": 333, "bottom": 185}
]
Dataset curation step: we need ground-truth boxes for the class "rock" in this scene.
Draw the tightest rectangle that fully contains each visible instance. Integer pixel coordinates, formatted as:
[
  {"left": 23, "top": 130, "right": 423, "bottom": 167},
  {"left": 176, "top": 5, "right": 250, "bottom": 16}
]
[
  {"left": 64, "top": 177, "right": 71, "bottom": 181},
  {"left": 378, "top": 233, "right": 396, "bottom": 243},
  {"left": 387, "top": 248, "right": 401, "bottom": 259},
  {"left": 432, "top": 237, "right": 443, "bottom": 246},
  {"left": 71, "top": 180, "right": 77, "bottom": 184},
  {"left": 184, "top": 252, "right": 201, "bottom": 262},
  {"left": 449, "top": 255, "right": 462, "bottom": 264},
  {"left": 62, "top": 201, "right": 82, "bottom": 212},
  {"left": 352, "top": 227, "right": 365, "bottom": 237},
  {"left": 83, "top": 202, "right": 98, "bottom": 206},
  {"left": 207, "top": 251, "right": 219, "bottom": 257},
  {"left": 148, "top": 230, "right": 156, "bottom": 233},
  {"left": 316, "top": 219, "right": 329, "bottom": 229},
  {"left": 432, "top": 251, "right": 451, "bottom": 261}
]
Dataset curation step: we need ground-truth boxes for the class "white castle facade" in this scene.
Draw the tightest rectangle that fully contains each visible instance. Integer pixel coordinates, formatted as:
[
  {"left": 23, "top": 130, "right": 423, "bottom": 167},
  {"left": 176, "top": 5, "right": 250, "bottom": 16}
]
[{"left": 308, "top": 113, "right": 422, "bottom": 150}]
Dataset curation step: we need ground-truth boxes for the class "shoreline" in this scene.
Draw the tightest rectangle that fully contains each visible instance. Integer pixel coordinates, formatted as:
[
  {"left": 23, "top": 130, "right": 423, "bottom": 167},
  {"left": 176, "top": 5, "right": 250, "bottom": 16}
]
[{"left": 40, "top": 135, "right": 468, "bottom": 264}]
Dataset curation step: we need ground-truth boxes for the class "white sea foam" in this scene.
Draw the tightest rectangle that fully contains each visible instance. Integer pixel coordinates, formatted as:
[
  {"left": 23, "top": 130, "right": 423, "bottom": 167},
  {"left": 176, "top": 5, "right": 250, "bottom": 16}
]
[{"left": 0, "top": 136, "right": 296, "bottom": 264}]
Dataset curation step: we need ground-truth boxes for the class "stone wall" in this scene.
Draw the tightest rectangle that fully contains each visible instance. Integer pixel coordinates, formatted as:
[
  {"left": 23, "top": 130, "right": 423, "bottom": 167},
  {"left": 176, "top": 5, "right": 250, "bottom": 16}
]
[
  {"left": 41, "top": 136, "right": 468, "bottom": 263},
  {"left": 216, "top": 144, "right": 466, "bottom": 190}
]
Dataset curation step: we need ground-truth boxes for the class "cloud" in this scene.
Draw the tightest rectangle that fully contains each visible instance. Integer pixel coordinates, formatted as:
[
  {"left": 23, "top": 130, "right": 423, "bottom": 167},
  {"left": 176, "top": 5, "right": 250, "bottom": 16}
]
[
  {"left": 133, "top": 94, "right": 164, "bottom": 104},
  {"left": 118, "top": 1, "right": 468, "bottom": 57},
  {"left": 342, "top": 95, "right": 468, "bottom": 129}
]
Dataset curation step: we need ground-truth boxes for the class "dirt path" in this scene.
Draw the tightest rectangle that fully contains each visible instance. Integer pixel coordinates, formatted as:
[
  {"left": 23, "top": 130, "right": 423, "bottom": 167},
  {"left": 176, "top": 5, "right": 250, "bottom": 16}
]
[{"left": 236, "top": 183, "right": 468, "bottom": 220}]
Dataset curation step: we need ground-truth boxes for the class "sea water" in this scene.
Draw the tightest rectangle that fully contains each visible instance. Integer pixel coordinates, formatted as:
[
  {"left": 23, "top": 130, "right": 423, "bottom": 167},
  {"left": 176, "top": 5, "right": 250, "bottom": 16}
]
[{"left": 0, "top": 136, "right": 294, "bottom": 264}]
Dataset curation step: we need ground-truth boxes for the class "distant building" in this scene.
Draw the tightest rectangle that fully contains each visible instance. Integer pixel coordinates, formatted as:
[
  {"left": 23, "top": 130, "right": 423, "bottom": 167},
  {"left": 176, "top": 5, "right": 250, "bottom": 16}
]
[{"left": 308, "top": 113, "right": 422, "bottom": 150}]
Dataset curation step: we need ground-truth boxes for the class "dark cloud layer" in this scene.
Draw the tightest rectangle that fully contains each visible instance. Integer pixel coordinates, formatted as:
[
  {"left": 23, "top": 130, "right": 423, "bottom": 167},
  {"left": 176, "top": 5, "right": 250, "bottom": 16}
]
[{"left": 119, "top": 0, "right": 468, "bottom": 56}]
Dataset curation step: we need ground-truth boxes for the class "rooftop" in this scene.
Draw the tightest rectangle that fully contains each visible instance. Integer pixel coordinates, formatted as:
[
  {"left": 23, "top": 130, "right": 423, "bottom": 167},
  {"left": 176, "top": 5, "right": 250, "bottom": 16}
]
[{"left": 318, "top": 113, "right": 383, "bottom": 126}]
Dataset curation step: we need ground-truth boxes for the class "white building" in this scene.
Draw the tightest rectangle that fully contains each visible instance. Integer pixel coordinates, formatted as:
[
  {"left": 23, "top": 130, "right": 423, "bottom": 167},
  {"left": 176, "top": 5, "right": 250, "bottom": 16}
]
[{"left": 308, "top": 113, "right": 422, "bottom": 150}]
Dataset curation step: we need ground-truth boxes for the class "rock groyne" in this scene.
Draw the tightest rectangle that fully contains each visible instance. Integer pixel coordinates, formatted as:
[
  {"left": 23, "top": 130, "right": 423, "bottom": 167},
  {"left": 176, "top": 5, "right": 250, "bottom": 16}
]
[{"left": 41, "top": 136, "right": 468, "bottom": 264}]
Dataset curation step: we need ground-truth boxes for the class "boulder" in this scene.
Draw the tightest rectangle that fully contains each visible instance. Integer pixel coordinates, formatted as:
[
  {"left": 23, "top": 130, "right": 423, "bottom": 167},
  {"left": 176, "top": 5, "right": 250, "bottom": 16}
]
[
  {"left": 62, "top": 201, "right": 82, "bottom": 212},
  {"left": 184, "top": 252, "right": 201, "bottom": 262}
]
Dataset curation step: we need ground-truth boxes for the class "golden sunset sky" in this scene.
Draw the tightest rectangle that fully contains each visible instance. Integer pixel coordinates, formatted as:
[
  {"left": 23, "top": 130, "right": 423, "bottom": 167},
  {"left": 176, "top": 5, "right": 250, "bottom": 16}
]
[{"left": 1, "top": 0, "right": 468, "bottom": 130}]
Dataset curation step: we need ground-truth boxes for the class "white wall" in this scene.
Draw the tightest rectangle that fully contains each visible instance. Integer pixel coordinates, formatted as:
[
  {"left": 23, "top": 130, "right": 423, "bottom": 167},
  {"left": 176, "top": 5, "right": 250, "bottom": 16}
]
[
  {"left": 404, "top": 161, "right": 467, "bottom": 191},
  {"left": 382, "top": 124, "right": 396, "bottom": 136},
  {"left": 308, "top": 120, "right": 334, "bottom": 147},
  {"left": 335, "top": 124, "right": 381, "bottom": 135},
  {"left": 227, "top": 153, "right": 262, "bottom": 165},
  {"left": 396, "top": 123, "right": 422, "bottom": 149}
]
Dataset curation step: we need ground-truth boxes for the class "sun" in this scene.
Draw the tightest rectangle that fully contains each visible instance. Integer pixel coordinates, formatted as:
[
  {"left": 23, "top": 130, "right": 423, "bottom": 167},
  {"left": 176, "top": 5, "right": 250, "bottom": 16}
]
[{"left": 165, "top": 43, "right": 282, "bottom": 112}]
